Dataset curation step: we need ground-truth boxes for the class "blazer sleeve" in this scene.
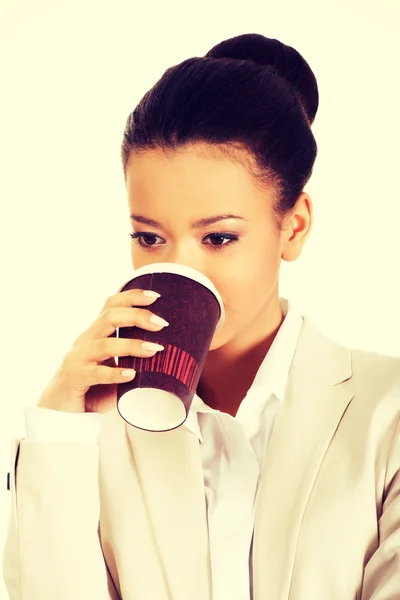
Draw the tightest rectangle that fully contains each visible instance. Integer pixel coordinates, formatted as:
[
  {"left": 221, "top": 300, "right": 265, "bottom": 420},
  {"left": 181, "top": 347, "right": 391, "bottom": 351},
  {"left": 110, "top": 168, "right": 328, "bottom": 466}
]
[
  {"left": 2, "top": 437, "right": 120, "bottom": 600},
  {"left": 361, "top": 416, "right": 400, "bottom": 598}
]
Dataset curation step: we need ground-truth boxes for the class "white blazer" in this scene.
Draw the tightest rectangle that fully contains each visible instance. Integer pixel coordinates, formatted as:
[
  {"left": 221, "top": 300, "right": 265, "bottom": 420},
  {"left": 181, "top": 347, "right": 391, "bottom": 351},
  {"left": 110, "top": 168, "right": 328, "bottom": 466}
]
[{"left": 2, "top": 314, "right": 400, "bottom": 599}]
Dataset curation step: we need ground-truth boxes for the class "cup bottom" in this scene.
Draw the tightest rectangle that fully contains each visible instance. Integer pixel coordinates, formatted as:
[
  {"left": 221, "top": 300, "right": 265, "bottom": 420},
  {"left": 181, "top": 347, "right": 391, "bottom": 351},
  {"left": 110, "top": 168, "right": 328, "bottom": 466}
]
[{"left": 117, "top": 387, "right": 187, "bottom": 432}]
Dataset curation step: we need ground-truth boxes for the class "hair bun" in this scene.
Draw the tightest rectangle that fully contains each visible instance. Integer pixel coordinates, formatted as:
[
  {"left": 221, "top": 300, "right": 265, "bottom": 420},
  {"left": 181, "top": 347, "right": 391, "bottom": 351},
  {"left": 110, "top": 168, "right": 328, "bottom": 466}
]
[{"left": 205, "top": 33, "right": 318, "bottom": 125}]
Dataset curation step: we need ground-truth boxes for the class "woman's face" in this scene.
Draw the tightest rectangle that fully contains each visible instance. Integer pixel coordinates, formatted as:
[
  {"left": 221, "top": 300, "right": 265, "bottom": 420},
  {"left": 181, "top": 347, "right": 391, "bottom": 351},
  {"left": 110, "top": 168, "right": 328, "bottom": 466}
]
[{"left": 125, "top": 146, "right": 311, "bottom": 353}]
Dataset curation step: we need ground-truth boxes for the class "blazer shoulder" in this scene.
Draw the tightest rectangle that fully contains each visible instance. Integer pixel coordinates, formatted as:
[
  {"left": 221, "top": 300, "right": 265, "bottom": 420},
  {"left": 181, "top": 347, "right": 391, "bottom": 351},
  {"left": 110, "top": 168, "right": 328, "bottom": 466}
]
[
  {"left": 350, "top": 346, "right": 400, "bottom": 381},
  {"left": 301, "top": 316, "right": 400, "bottom": 399},
  {"left": 346, "top": 346, "right": 400, "bottom": 406}
]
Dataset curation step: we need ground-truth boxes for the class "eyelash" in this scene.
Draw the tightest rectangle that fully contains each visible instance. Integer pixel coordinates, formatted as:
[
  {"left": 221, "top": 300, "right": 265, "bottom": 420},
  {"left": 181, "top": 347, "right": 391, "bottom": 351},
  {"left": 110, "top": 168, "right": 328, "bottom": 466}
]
[{"left": 129, "top": 231, "right": 239, "bottom": 252}]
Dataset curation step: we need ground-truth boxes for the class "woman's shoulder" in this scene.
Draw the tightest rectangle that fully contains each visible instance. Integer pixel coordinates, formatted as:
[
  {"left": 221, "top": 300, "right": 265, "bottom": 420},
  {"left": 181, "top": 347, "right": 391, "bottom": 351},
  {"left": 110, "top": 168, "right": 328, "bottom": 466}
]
[
  {"left": 348, "top": 346, "right": 400, "bottom": 398},
  {"left": 350, "top": 346, "right": 400, "bottom": 371},
  {"left": 300, "top": 315, "right": 400, "bottom": 400}
]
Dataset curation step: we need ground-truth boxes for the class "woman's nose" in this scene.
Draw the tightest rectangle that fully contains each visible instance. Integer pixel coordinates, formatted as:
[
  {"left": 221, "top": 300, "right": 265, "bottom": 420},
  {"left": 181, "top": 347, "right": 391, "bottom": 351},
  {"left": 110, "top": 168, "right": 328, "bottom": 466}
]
[{"left": 163, "top": 251, "right": 206, "bottom": 277}]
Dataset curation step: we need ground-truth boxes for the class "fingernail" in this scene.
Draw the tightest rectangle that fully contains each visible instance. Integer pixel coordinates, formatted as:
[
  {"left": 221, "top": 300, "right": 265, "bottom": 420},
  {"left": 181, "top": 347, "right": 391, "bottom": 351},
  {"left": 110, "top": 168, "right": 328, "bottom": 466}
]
[
  {"left": 141, "top": 341, "right": 165, "bottom": 351},
  {"left": 150, "top": 314, "right": 170, "bottom": 327},
  {"left": 143, "top": 290, "right": 161, "bottom": 298},
  {"left": 122, "top": 369, "right": 136, "bottom": 378}
]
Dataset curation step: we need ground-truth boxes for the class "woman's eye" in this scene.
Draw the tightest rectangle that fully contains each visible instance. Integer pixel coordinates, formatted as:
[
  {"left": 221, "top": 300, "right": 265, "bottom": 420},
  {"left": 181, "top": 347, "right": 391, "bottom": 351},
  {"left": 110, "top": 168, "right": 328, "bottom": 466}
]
[
  {"left": 129, "top": 232, "right": 239, "bottom": 252},
  {"left": 129, "top": 232, "right": 160, "bottom": 248},
  {"left": 205, "top": 233, "right": 239, "bottom": 250}
]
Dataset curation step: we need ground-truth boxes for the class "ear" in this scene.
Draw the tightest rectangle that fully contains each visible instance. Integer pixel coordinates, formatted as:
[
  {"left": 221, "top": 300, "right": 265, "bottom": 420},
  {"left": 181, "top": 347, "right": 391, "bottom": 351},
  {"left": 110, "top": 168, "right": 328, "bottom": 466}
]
[{"left": 281, "top": 193, "right": 313, "bottom": 262}]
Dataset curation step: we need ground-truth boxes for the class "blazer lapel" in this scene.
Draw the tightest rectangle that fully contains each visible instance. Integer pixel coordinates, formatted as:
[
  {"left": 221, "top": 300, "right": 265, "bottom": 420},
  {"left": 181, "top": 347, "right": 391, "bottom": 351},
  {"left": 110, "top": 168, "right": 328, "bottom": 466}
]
[
  {"left": 126, "top": 424, "right": 212, "bottom": 600},
  {"left": 252, "top": 316, "right": 355, "bottom": 600}
]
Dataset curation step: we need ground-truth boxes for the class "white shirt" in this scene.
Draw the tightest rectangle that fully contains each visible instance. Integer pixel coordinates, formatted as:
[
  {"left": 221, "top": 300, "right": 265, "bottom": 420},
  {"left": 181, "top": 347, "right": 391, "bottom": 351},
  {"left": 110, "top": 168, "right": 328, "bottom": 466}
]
[{"left": 25, "top": 297, "right": 304, "bottom": 600}]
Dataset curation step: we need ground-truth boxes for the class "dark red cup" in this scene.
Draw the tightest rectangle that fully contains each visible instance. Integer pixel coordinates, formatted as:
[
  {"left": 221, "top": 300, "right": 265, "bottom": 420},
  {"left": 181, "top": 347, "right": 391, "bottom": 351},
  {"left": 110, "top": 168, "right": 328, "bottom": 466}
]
[{"left": 115, "top": 263, "right": 225, "bottom": 432}]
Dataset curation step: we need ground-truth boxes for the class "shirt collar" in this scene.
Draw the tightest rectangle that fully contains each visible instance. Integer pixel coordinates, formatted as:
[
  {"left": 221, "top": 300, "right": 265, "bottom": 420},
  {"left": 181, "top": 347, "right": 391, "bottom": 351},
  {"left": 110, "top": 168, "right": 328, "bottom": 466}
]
[{"left": 184, "top": 297, "right": 304, "bottom": 443}]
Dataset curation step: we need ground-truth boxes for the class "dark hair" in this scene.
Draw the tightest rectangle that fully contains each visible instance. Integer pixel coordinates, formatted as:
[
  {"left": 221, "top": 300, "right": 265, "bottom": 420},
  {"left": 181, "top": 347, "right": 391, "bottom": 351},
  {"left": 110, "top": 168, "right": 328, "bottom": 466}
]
[{"left": 121, "top": 33, "right": 319, "bottom": 228}]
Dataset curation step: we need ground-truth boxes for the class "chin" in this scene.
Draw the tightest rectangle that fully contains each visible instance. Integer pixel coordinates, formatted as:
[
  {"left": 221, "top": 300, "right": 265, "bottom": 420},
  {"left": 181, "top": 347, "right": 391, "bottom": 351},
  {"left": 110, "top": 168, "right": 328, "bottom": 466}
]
[{"left": 208, "top": 330, "right": 225, "bottom": 352}]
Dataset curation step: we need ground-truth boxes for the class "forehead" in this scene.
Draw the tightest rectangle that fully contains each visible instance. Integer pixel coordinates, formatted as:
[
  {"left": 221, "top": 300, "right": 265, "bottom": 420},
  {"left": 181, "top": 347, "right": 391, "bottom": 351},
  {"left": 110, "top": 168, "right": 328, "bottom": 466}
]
[{"left": 125, "top": 145, "right": 273, "bottom": 213}]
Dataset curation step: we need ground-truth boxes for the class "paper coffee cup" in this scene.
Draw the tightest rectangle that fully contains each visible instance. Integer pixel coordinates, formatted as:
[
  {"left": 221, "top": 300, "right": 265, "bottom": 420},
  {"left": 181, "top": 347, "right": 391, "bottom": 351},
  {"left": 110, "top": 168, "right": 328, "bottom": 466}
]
[{"left": 116, "top": 263, "right": 225, "bottom": 432}]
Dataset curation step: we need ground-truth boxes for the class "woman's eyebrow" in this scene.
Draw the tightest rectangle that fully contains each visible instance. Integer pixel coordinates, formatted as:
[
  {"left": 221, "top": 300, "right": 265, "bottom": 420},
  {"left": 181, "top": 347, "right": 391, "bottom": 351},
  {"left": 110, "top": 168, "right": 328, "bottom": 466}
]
[{"left": 129, "top": 213, "right": 247, "bottom": 229}]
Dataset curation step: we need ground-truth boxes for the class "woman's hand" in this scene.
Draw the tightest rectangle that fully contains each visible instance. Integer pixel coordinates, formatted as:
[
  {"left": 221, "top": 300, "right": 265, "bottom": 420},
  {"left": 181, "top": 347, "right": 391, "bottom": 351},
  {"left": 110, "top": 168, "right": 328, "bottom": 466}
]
[{"left": 36, "top": 288, "right": 168, "bottom": 413}]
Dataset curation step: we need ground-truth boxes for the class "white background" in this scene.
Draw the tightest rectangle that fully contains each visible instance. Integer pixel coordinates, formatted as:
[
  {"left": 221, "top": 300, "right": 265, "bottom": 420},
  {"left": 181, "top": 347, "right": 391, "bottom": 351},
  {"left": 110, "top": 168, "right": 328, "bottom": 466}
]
[{"left": 0, "top": 0, "right": 399, "bottom": 596}]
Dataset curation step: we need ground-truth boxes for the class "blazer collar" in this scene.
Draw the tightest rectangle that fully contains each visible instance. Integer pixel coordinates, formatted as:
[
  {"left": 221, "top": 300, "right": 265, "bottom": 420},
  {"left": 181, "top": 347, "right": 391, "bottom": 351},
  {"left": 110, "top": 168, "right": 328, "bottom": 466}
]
[{"left": 252, "top": 315, "right": 354, "bottom": 599}]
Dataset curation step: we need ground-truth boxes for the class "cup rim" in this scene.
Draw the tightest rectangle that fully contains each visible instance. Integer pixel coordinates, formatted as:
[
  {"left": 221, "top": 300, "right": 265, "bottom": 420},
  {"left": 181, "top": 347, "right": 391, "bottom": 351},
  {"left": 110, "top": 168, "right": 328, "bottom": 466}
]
[{"left": 118, "top": 262, "right": 225, "bottom": 333}]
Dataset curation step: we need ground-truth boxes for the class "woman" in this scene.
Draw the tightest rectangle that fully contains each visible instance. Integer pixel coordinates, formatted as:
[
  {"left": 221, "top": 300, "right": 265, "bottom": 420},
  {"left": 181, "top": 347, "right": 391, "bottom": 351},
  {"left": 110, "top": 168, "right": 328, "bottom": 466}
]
[{"left": 3, "top": 33, "right": 400, "bottom": 600}]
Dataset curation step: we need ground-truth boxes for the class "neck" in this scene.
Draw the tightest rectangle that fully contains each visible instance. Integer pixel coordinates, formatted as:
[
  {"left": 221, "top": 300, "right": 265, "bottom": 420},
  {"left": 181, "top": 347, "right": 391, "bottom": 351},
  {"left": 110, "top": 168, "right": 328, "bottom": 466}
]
[{"left": 196, "top": 296, "right": 284, "bottom": 416}]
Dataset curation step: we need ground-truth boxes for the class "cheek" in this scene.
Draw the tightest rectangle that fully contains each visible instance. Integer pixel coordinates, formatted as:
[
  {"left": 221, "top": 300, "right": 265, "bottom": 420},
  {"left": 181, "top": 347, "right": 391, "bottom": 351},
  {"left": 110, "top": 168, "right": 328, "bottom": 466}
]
[
  {"left": 208, "top": 242, "right": 281, "bottom": 341},
  {"left": 213, "top": 242, "right": 281, "bottom": 308}
]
